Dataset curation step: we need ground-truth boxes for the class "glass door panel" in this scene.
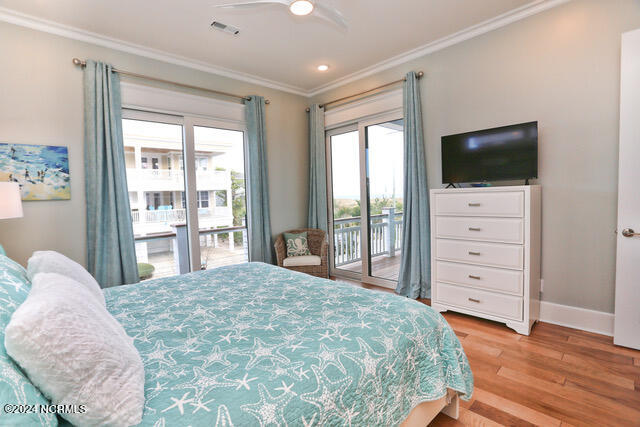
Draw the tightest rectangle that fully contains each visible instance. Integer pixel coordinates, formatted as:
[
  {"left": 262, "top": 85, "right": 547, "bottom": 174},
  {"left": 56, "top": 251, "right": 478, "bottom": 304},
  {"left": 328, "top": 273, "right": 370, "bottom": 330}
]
[
  {"left": 193, "top": 126, "right": 248, "bottom": 271},
  {"left": 365, "top": 119, "right": 404, "bottom": 281},
  {"left": 328, "top": 130, "right": 362, "bottom": 276},
  {"left": 122, "top": 118, "right": 188, "bottom": 280}
]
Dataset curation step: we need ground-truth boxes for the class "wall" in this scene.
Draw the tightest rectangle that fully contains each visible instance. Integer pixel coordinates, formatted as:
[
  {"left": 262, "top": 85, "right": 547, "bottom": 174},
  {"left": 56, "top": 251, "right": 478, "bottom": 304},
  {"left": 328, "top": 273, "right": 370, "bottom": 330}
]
[
  {"left": 312, "top": 0, "right": 640, "bottom": 313},
  {"left": 0, "top": 21, "right": 309, "bottom": 267}
]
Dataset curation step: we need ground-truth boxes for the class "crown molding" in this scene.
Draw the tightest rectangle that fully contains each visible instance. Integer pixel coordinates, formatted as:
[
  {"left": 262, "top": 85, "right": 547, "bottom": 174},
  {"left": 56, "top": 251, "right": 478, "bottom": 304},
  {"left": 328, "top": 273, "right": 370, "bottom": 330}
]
[
  {"left": 0, "top": 6, "right": 308, "bottom": 97},
  {"left": 0, "top": 0, "right": 570, "bottom": 99},
  {"left": 306, "top": 0, "right": 572, "bottom": 97}
]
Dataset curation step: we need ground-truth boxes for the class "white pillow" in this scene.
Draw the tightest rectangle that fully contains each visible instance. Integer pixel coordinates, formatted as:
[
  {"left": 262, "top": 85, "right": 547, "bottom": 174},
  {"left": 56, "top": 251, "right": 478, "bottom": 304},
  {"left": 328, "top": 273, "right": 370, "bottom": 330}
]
[
  {"left": 5, "top": 273, "right": 145, "bottom": 427},
  {"left": 27, "top": 250, "right": 105, "bottom": 307}
]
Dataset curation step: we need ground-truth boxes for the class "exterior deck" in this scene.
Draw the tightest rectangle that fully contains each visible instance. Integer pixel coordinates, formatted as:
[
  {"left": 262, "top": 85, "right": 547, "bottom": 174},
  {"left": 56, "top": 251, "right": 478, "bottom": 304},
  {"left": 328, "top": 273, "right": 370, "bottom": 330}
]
[{"left": 337, "top": 253, "right": 401, "bottom": 282}]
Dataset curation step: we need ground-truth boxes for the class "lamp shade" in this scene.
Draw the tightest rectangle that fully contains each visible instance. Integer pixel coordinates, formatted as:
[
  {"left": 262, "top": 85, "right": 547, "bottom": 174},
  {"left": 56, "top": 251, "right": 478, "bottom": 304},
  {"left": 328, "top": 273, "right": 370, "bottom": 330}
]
[{"left": 0, "top": 182, "right": 23, "bottom": 220}]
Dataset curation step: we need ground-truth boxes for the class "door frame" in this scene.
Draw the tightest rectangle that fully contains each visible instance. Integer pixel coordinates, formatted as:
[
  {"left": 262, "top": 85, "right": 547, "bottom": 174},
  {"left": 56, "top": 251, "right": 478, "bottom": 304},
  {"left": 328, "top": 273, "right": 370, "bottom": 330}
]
[{"left": 325, "top": 109, "right": 403, "bottom": 289}]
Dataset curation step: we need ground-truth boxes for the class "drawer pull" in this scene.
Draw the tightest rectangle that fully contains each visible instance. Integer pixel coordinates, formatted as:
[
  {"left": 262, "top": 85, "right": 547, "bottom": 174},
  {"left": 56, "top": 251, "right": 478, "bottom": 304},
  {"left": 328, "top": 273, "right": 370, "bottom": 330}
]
[
  {"left": 468, "top": 251, "right": 481, "bottom": 256},
  {"left": 468, "top": 227, "right": 482, "bottom": 231},
  {"left": 468, "top": 203, "right": 481, "bottom": 207},
  {"left": 468, "top": 275, "right": 481, "bottom": 280},
  {"left": 468, "top": 298, "right": 481, "bottom": 303}
]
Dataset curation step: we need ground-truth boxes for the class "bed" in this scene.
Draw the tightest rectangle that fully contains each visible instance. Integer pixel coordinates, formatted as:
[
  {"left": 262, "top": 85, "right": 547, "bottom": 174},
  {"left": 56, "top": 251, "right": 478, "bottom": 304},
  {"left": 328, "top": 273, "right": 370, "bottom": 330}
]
[{"left": 103, "top": 262, "right": 473, "bottom": 426}]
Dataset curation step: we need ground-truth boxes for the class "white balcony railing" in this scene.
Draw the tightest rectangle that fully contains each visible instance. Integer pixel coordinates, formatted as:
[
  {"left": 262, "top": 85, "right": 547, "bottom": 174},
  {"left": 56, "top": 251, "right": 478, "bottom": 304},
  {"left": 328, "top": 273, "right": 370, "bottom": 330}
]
[
  {"left": 126, "top": 168, "right": 230, "bottom": 191},
  {"left": 333, "top": 208, "right": 403, "bottom": 267},
  {"left": 132, "top": 208, "right": 221, "bottom": 224}
]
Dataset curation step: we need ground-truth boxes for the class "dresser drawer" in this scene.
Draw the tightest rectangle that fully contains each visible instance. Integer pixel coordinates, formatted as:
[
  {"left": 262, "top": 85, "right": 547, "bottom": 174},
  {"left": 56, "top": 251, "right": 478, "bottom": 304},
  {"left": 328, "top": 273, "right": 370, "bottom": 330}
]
[
  {"left": 435, "top": 239, "right": 524, "bottom": 270},
  {"left": 436, "top": 282, "right": 523, "bottom": 320},
  {"left": 434, "top": 191, "right": 524, "bottom": 217},
  {"left": 435, "top": 216, "right": 523, "bottom": 244},
  {"left": 435, "top": 261, "right": 523, "bottom": 295}
]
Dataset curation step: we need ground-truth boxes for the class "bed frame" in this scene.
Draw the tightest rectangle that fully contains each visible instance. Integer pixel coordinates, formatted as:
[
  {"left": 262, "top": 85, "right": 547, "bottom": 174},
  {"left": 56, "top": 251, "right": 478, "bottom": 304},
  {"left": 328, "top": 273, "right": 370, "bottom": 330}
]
[{"left": 401, "top": 389, "right": 459, "bottom": 427}]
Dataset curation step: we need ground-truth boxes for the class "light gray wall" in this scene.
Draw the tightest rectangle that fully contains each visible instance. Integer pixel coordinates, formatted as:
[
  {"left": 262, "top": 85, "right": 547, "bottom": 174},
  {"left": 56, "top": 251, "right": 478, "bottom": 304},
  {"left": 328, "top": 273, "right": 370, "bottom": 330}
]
[
  {"left": 312, "top": 0, "right": 640, "bottom": 313},
  {"left": 0, "top": 21, "right": 309, "bottom": 268}
]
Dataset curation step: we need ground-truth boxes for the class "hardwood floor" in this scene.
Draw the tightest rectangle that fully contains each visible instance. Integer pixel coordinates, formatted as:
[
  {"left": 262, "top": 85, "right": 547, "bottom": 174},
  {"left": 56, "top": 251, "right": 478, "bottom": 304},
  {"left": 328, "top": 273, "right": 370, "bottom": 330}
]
[{"left": 339, "top": 279, "right": 640, "bottom": 426}]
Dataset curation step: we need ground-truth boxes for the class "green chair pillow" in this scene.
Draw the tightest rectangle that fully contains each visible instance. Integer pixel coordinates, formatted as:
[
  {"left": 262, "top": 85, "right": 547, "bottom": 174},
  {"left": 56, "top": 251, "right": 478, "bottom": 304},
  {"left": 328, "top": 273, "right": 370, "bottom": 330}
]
[{"left": 284, "top": 232, "right": 311, "bottom": 257}]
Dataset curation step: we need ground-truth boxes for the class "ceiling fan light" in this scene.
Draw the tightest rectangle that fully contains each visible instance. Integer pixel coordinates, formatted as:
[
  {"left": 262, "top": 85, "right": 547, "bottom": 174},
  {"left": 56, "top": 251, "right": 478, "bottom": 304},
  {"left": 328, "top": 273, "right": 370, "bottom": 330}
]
[{"left": 289, "top": 0, "right": 314, "bottom": 16}]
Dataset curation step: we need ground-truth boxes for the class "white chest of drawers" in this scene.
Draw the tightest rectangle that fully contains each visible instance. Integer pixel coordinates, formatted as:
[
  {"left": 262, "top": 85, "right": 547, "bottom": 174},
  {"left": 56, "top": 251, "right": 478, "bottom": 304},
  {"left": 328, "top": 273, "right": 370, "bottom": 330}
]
[{"left": 430, "top": 186, "right": 541, "bottom": 335}]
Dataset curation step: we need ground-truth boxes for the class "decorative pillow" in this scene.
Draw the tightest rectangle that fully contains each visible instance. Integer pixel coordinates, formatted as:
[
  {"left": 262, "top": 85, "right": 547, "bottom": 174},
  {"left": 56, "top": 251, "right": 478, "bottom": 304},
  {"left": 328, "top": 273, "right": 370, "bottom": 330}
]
[
  {"left": 284, "top": 231, "right": 312, "bottom": 257},
  {"left": 0, "top": 255, "right": 58, "bottom": 427},
  {"left": 5, "top": 273, "right": 145, "bottom": 427},
  {"left": 27, "top": 250, "right": 105, "bottom": 307}
]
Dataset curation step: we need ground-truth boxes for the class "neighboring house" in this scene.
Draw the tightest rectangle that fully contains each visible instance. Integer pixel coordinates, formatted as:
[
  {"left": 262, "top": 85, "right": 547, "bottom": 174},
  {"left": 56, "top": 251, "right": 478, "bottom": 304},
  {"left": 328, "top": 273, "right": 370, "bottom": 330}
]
[{"left": 122, "top": 125, "right": 235, "bottom": 263}]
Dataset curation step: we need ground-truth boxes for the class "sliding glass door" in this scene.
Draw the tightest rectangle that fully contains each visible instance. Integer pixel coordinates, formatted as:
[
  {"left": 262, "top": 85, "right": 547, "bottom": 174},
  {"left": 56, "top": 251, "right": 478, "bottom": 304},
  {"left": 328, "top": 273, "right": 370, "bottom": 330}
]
[
  {"left": 365, "top": 119, "right": 404, "bottom": 281},
  {"left": 326, "top": 113, "right": 404, "bottom": 288},
  {"left": 327, "top": 127, "right": 361, "bottom": 279},
  {"left": 122, "top": 110, "right": 249, "bottom": 281}
]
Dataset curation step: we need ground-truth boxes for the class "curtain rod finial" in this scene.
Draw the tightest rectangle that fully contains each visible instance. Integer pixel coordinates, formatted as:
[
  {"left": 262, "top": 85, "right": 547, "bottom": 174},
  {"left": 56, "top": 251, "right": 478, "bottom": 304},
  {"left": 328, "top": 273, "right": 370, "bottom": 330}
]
[
  {"left": 72, "top": 58, "right": 85, "bottom": 67},
  {"left": 417, "top": 71, "right": 424, "bottom": 78}
]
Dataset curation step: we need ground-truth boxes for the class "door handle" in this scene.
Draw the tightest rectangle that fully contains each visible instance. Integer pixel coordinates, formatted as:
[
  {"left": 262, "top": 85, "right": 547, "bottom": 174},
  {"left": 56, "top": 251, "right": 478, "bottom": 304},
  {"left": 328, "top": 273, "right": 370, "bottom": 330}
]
[{"left": 622, "top": 228, "right": 640, "bottom": 238}]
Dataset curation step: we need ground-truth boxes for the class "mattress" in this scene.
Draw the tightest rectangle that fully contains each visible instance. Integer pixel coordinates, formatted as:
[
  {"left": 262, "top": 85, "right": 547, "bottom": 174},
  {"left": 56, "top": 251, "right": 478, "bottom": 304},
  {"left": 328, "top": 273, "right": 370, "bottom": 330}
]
[{"left": 104, "top": 262, "right": 473, "bottom": 426}]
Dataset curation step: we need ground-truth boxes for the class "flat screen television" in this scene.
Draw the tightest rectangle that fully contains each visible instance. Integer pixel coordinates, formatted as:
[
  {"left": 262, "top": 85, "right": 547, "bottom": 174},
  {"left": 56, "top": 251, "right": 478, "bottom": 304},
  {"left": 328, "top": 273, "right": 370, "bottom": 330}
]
[{"left": 441, "top": 121, "right": 538, "bottom": 184}]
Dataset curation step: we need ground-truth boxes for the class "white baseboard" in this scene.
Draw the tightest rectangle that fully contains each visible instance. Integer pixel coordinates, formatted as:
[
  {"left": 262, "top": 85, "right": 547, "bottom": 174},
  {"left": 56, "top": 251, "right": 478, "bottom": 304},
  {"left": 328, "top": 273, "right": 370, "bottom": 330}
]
[{"left": 539, "top": 301, "right": 614, "bottom": 336}]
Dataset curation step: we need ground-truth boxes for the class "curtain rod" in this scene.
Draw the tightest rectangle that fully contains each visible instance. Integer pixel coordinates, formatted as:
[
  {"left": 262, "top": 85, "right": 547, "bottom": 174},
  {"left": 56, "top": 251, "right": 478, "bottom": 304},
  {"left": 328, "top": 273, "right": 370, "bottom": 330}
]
[
  {"left": 72, "top": 58, "right": 270, "bottom": 105},
  {"left": 306, "top": 71, "right": 423, "bottom": 112}
]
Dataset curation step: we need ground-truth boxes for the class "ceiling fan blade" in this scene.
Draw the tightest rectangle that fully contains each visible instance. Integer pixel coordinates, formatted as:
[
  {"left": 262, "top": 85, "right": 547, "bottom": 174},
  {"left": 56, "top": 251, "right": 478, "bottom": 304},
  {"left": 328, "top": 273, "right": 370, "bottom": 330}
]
[
  {"left": 313, "top": 1, "right": 348, "bottom": 30},
  {"left": 216, "top": 0, "right": 289, "bottom": 9}
]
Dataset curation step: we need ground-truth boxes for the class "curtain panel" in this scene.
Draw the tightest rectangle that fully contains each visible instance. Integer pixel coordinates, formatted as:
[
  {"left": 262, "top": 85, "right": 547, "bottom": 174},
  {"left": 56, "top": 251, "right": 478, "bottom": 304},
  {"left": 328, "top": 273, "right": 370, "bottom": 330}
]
[
  {"left": 83, "top": 60, "right": 139, "bottom": 287},
  {"left": 307, "top": 104, "right": 328, "bottom": 233},
  {"left": 396, "top": 71, "right": 431, "bottom": 299},
  {"left": 244, "top": 96, "right": 274, "bottom": 264}
]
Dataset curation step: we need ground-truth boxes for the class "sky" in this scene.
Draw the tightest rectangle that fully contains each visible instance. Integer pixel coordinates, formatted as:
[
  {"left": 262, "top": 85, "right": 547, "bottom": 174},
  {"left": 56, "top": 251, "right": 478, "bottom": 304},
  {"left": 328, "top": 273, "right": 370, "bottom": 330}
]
[{"left": 330, "top": 124, "right": 403, "bottom": 200}]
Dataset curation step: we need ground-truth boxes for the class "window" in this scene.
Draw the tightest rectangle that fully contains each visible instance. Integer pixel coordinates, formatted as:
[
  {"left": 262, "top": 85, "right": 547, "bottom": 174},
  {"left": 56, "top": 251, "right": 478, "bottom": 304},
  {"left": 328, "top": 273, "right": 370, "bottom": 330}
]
[
  {"left": 215, "top": 190, "right": 228, "bottom": 207},
  {"left": 197, "top": 158, "right": 208, "bottom": 171},
  {"left": 197, "top": 191, "right": 209, "bottom": 208},
  {"left": 327, "top": 113, "right": 404, "bottom": 289},
  {"left": 122, "top": 85, "right": 249, "bottom": 280}
]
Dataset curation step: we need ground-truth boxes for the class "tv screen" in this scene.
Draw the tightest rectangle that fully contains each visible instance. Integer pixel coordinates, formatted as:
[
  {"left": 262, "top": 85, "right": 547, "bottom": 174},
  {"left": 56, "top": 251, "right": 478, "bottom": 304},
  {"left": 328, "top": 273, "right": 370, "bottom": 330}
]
[{"left": 441, "top": 121, "right": 538, "bottom": 184}]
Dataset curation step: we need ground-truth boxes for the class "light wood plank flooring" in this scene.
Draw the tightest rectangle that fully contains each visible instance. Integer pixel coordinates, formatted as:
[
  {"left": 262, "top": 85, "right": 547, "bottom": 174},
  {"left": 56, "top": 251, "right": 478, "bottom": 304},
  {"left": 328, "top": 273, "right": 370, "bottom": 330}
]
[{"left": 339, "top": 279, "right": 640, "bottom": 426}]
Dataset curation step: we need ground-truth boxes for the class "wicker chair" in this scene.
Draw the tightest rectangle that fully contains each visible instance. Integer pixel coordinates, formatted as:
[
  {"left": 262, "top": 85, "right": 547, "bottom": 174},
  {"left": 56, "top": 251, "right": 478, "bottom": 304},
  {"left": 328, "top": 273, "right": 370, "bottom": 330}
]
[{"left": 275, "top": 228, "right": 329, "bottom": 278}]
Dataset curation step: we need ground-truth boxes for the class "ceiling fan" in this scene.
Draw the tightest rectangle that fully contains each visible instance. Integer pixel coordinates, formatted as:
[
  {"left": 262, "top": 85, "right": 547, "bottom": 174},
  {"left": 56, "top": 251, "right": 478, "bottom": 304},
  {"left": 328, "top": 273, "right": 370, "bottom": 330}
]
[{"left": 216, "top": 0, "right": 348, "bottom": 30}]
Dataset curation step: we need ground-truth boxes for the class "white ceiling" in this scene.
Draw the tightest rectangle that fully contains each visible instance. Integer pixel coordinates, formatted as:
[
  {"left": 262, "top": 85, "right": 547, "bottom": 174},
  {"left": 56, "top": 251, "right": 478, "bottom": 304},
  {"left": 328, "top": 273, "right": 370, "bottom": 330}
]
[{"left": 0, "top": 0, "right": 554, "bottom": 95}]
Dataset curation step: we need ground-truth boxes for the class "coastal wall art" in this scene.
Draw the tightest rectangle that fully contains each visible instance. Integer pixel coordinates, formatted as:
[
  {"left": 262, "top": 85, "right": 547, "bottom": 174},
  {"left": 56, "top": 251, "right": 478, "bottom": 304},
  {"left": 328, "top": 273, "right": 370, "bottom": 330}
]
[{"left": 0, "top": 142, "right": 71, "bottom": 201}]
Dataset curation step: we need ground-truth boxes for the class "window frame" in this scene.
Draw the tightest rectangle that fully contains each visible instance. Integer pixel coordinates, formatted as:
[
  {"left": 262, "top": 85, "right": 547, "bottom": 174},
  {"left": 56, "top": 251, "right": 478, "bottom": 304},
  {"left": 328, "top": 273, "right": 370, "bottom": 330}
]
[{"left": 121, "top": 84, "right": 249, "bottom": 273}]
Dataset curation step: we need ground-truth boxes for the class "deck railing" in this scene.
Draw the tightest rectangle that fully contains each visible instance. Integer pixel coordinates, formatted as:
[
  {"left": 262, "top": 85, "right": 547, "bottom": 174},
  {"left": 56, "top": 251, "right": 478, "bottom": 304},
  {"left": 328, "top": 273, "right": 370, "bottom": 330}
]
[
  {"left": 334, "top": 208, "right": 403, "bottom": 267},
  {"left": 131, "top": 208, "right": 219, "bottom": 224},
  {"left": 134, "top": 223, "right": 248, "bottom": 275}
]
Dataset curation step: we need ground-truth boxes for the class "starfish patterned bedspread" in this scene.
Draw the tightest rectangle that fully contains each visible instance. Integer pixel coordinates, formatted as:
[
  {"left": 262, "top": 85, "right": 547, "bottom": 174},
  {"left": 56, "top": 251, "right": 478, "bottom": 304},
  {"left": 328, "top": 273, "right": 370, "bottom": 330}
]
[{"left": 104, "top": 262, "right": 473, "bottom": 426}]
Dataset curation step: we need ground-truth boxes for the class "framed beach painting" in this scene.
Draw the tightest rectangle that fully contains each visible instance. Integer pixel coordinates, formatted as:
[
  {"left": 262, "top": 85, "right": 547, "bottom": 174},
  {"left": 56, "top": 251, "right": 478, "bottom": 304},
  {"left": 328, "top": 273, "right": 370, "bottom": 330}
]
[{"left": 0, "top": 142, "right": 71, "bottom": 201}]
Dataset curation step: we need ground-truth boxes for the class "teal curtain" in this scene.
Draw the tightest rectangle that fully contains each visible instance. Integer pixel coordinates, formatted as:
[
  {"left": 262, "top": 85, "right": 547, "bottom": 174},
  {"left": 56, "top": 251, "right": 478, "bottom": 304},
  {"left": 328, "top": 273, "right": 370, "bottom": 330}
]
[
  {"left": 244, "top": 96, "right": 274, "bottom": 264},
  {"left": 396, "top": 72, "right": 430, "bottom": 299},
  {"left": 83, "top": 60, "right": 139, "bottom": 287},
  {"left": 307, "top": 104, "right": 328, "bottom": 233}
]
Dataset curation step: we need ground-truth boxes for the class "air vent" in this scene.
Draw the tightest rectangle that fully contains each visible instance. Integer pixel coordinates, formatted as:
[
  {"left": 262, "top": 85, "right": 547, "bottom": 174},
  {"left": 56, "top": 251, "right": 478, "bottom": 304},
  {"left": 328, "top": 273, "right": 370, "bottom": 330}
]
[{"left": 211, "top": 21, "right": 240, "bottom": 35}]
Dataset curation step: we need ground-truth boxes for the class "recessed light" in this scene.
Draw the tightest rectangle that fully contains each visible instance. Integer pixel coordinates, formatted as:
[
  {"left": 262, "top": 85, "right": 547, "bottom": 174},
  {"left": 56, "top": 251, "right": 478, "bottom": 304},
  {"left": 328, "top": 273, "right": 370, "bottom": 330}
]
[
  {"left": 289, "top": 0, "right": 314, "bottom": 16},
  {"left": 317, "top": 64, "right": 329, "bottom": 71}
]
